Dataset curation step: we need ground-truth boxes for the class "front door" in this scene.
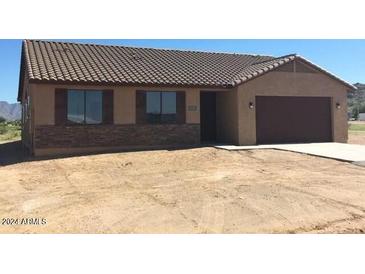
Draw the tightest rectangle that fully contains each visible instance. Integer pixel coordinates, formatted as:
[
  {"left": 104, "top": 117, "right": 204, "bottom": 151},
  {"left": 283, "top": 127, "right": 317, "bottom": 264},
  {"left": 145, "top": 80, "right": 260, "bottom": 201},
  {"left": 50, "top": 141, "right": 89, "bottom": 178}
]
[{"left": 200, "top": 92, "right": 216, "bottom": 143}]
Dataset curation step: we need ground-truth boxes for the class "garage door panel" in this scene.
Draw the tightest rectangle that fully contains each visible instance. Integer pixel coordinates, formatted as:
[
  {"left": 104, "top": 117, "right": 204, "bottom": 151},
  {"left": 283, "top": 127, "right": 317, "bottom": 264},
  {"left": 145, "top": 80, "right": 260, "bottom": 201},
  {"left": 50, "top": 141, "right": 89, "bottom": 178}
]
[{"left": 256, "top": 96, "right": 332, "bottom": 144}]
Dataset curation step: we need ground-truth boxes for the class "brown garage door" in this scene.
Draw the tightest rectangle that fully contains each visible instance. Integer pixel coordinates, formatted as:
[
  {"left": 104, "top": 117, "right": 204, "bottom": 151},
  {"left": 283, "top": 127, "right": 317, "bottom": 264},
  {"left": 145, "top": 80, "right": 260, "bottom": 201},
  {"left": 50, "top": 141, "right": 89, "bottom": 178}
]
[{"left": 256, "top": 96, "right": 332, "bottom": 144}]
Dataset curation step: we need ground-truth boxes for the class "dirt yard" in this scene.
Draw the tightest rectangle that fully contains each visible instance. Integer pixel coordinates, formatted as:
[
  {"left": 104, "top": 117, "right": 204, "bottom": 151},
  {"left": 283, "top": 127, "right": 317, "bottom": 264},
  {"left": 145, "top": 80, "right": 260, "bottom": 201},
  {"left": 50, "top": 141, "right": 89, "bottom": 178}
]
[
  {"left": 348, "top": 121, "right": 365, "bottom": 145},
  {"left": 348, "top": 131, "right": 365, "bottom": 145},
  {"left": 1, "top": 142, "right": 365, "bottom": 233}
]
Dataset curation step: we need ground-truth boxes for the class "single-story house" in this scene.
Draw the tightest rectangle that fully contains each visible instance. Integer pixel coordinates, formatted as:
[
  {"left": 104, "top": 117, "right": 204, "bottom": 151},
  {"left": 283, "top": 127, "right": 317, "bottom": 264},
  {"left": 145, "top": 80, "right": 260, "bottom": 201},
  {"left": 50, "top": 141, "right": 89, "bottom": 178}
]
[{"left": 18, "top": 40, "right": 355, "bottom": 156}]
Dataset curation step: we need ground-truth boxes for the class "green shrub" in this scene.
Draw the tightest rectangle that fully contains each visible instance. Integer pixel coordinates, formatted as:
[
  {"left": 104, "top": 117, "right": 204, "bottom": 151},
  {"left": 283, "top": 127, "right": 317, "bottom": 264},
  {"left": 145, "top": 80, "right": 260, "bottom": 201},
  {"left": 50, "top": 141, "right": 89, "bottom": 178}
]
[
  {"left": 360, "top": 104, "right": 365, "bottom": 113},
  {"left": 0, "top": 125, "right": 6, "bottom": 134},
  {"left": 0, "top": 121, "right": 21, "bottom": 142},
  {"left": 11, "top": 120, "right": 21, "bottom": 127},
  {"left": 352, "top": 108, "right": 359, "bottom": 119}
]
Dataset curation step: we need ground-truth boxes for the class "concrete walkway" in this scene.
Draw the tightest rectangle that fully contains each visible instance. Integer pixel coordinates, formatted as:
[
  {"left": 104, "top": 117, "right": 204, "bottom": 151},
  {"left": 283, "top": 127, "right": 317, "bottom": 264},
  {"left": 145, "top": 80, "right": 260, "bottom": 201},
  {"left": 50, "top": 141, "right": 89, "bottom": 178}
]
[{"left": 215, "top": 142, "right": 365, "bottom": 163}]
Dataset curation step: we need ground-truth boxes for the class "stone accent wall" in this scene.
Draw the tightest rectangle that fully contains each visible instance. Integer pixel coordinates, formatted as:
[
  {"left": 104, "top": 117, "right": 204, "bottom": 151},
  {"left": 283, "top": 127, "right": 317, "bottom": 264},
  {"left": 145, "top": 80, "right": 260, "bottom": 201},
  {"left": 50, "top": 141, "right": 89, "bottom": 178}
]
[{"left": 34, "top": 124, "right": 200, "bottom": 149}]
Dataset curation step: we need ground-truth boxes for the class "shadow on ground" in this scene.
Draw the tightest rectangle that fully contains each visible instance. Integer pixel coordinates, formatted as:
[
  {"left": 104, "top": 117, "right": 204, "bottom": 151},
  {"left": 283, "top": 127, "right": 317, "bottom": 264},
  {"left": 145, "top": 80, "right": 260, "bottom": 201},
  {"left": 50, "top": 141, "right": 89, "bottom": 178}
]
[
  {"left": 0, "top": 141, "right": 28, "bottom": 166},
  {"left": 0, "top": 141, "right": 217, "bottom": 167}
]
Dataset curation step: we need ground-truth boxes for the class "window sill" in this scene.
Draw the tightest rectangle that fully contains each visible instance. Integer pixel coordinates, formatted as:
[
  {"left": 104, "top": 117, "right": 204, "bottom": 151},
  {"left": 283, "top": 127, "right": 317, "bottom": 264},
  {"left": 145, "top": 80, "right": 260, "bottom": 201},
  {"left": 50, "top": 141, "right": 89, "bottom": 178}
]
[
  {"left": 139, "top": 123, "right": 185, "bottom": 125},
  {"left": 64, "top": 122, "right": 113, "bottom": 126}
]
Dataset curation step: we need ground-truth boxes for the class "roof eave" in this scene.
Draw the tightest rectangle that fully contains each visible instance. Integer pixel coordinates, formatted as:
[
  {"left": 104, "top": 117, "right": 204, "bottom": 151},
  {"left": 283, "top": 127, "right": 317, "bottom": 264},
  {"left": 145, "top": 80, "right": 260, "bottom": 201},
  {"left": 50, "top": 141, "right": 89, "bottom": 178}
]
[
  {"left": 17, "top": 40, "right": 27, "bottom": 102},
  {"left": 27, "top": 78, "right": 234, "bottom": 90}
]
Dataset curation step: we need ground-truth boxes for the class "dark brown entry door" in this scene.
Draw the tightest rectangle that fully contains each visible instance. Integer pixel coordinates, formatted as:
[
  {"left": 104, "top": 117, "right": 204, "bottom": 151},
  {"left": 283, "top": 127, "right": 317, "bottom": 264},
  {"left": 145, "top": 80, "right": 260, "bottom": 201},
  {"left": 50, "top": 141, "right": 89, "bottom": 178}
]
[
  {"left": 256, "top": 96, "right": 332, "bottom": 144},
  {"left": 200, "top": 92, "right": 216, "bottom": 142}
]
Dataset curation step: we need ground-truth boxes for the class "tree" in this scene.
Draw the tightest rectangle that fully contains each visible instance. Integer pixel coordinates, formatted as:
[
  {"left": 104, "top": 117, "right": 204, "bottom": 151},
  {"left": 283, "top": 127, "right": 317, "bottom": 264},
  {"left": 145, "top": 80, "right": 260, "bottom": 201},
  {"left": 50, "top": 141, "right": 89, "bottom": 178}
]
[
  {"left": 352, "top": 83, "right": 365, "bottom": 119},
  {"left": 0, "top": 116, "right": 6, "bottom": 123},
  {"left": 352, "top": 108, "right": 359, "bottom": 120},
  {"left": 359, "top": 103, "right": 365, "bottom": 113}
]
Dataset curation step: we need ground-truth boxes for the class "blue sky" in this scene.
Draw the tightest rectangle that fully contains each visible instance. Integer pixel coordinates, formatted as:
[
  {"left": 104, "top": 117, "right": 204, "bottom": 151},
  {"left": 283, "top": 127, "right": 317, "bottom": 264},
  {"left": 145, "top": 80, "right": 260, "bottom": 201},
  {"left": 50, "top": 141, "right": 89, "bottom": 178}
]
[{"left": 1, "top": 39, "right": 365, "bottom": 103}]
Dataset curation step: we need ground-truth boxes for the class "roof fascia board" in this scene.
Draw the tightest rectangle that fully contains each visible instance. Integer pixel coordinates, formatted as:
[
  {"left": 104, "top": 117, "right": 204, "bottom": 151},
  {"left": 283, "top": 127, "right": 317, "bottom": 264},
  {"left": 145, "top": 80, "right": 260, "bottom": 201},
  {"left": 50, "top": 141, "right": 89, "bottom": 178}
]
[{"left": 17, "top": 41, "right": 26, "bottom": 102}]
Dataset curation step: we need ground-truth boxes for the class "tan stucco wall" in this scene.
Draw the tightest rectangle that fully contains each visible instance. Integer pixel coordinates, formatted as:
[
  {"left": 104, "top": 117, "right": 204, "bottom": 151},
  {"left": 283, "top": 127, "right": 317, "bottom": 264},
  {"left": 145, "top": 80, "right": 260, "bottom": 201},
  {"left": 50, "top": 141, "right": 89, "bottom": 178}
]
[
  {"left": 30, "top": 83, "right": 55, "bottom": 125},
  {"left": 216, "top": 88, "right": 239, "bottom": 143},
  {"left": 114, "top": 86, "right": 135, "bottom": 124},
  {"left": 29, "top": 83, "right": 202, "bottom": 126},
  {"left": 237, "top": 71, "right": 349, "bottom": 145},
  {"left": 186, "top": 88, "right": 200, "bottom": 124}
]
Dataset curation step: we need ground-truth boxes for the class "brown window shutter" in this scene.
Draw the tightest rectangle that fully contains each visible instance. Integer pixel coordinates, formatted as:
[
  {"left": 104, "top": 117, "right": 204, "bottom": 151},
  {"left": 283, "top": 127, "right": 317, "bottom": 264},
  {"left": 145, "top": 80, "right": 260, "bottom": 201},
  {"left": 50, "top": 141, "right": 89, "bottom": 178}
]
[
  {"left": 136, "top": 91, "right": 147, "bottom": 124},
  {"left": 55, "top": 88, "right": 68, "bottom": 125},
  {"left": 103, "top": 89, "right": 114, "bottom": 124},
  {"left": 176, "top": 91, "right": 186, "bottom": 124}
]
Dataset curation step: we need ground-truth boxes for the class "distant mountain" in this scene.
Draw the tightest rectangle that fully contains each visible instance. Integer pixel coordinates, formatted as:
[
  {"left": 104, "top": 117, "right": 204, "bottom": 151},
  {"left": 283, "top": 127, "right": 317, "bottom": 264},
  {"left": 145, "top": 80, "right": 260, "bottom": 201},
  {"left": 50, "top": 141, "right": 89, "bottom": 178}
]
[
  {"left": 349, "top": 83, "right": 365, "bottom": 98},
  {"left": 354, "top": 83, "right": 365, "bottom": 90},
  {"left": 0, "top": 101, "right": 21, "bottom": 121}
]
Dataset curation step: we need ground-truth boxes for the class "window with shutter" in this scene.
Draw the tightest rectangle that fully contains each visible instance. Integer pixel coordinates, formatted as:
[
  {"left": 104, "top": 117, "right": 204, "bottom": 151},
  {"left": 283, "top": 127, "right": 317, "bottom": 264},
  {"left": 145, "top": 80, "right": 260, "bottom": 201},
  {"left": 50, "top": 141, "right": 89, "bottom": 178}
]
[
  {"left": 141, "top": 91, "right": 185, "bottom": 124},
  {"left": 55, "top": 89, "right": 113, "bottom": 125}
]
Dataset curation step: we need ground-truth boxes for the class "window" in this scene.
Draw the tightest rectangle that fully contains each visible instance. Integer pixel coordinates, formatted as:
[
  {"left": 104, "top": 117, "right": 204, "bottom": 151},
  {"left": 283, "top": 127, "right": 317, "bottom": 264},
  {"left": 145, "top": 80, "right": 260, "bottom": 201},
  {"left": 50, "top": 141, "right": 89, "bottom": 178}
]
[
  {"left": 146, "top": 92, "right": 161, "bottom": 123},
  {"left": 146, "top": 92, "right": 176, "bottom": 123},
  {"left": 67, "top": 90, "right": 103, "bottom": 124},
  {"left": 85, "top": 92, "right": 103, "bottom": 124}
]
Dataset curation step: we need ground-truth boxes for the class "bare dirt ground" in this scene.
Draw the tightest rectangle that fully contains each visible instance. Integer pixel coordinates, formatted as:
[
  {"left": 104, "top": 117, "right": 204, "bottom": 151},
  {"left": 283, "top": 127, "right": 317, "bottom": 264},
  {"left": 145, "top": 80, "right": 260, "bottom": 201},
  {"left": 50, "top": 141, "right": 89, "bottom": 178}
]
[
  {"left": 348, "top": 131, "right": 365, "bottom": 145},
  {"left": 348, "top": 121, "right": 365, "bottom": 145},
  {"left": 1, "top": 142, "right": 365, "bottom": 233}
]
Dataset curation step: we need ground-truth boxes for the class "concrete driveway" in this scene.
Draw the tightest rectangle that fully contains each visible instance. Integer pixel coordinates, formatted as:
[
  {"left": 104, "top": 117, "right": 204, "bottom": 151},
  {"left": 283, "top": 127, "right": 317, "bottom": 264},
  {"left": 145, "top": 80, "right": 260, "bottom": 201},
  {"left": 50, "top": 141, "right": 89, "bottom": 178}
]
[{"left": 216, "top": 143, "right": 365, "bottom": 163}]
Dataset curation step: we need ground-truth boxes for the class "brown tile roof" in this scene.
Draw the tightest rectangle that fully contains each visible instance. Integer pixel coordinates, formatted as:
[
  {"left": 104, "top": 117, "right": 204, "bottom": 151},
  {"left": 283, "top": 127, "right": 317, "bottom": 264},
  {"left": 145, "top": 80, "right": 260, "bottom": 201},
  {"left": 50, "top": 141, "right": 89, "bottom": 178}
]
[
  {"left": 19, "top": 40, "right": 355, "bottom": 100},
  {"left": 22, "top": 40, "right": 289, "bottom": 86}
]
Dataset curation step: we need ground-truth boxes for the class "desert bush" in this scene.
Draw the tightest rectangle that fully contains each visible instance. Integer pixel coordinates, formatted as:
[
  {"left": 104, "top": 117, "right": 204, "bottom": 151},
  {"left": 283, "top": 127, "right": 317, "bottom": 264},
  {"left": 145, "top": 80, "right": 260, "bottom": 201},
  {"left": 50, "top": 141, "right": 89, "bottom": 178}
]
[
  {"left": 352, "top": 108, "right": 359, "bottom": 120},
  {"left": 0, "top": 124, "right": 7, "bottom": 134},
  {"left": 360, "top": 104, "right": 365, "bottom": 113},
  {"left": 0, "top": 121, "right": 21, "bottom": 142},
  {"left": 11, "top": 120, "right": 22, "bottom": 126}
]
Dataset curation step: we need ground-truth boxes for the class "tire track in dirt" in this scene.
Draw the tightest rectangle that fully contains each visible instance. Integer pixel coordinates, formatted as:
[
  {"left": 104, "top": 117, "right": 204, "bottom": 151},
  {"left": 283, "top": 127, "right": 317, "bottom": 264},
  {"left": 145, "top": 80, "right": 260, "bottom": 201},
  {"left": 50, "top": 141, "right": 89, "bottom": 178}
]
[{"left": 286, "top": 212, "right": 365, "bottom": 233}]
